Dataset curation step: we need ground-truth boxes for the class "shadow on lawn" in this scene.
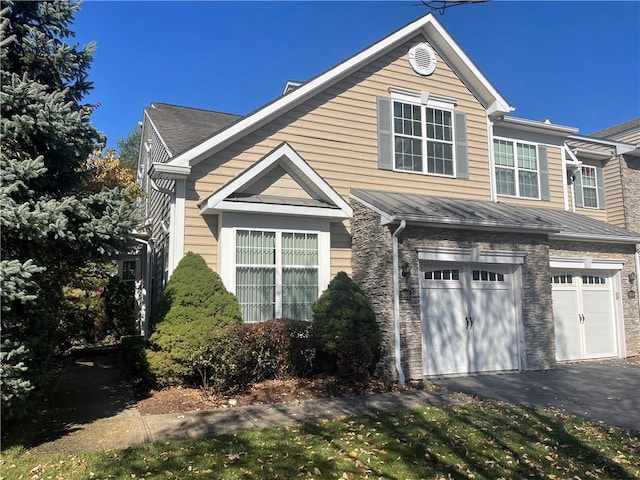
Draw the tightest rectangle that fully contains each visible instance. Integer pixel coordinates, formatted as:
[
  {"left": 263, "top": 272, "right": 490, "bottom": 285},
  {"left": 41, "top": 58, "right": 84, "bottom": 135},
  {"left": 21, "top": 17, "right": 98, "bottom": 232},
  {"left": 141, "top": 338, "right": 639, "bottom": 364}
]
[{"left": 88, "top": 401, "right": 638, "bottom": 480}]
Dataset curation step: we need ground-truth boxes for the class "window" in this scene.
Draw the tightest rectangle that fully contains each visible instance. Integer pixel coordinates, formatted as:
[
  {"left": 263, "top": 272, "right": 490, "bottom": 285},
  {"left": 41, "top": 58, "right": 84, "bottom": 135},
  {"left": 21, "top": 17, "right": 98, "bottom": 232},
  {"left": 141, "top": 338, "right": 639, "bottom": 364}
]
[
  {"left": 122, "top": 260, "right": 136, "bottom": 282},
  {"left": 493, "top": 139, "right": 540, "bottom": 199},
  {"left": 582, "top": 275, "right": 606, "bottom": 285},
  {"left": 580, "top": 166, "right": 598, "bottom": 208},
  {"left": 472, "top": 270, "right": 505, "bottom": 282},
  {"left": 551, "top": 274, "right": 573, "bottom": 284},
  {"left": 235, "top": 230, "right": 318, "bottom": 322},
  {"left": 393, "top": 100, "right": 454, "bottom": 176},
  {"left": 424, "top": 269, "right": 460, "bottom": 281}
]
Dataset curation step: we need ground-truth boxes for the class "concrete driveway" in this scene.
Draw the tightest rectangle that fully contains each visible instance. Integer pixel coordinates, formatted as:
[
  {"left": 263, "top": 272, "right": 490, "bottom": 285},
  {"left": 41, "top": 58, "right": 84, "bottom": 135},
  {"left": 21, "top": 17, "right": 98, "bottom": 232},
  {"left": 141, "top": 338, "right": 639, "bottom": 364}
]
[{"left": 433, "top": 358, "right": 640, "bottom": 432}]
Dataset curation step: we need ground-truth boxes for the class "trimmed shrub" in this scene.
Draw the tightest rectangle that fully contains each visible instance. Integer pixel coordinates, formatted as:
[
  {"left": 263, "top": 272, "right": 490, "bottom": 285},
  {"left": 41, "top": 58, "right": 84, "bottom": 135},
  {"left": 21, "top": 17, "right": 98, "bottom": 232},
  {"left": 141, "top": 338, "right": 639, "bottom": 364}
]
[
  {"left": 336, "top": 339, "right": 374, "bottom": 390},
  {"left": 151, "top": 252, "right": 242, "bottom": 328},
  {"left": 146, "top": 252, "right": 244, "bottom": 390},
  {"left": 146, "top": 318, "right": 252, "bottom": 393},
  {"left": 236, "top": 319, "right": 314, "bottom": 381},
  {"left": 312, "top": 271, "right": 381, "bottom": 374}
]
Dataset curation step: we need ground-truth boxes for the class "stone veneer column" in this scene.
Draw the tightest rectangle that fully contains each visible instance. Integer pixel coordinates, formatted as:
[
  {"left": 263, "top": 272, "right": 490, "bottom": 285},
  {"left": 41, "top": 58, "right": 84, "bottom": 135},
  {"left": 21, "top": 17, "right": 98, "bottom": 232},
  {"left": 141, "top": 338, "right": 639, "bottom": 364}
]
[{"left": 350, "top": 200, "right": 396, "bottom": 380}]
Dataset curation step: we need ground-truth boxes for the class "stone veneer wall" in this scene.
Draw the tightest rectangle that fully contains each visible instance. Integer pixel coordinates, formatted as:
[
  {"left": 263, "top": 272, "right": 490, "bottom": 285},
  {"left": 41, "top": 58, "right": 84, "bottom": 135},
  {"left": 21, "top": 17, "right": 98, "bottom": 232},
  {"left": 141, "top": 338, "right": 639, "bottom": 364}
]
[
  {"left": 351, "top": 200, "right": 556, "bottom": 381},
  {"left": 549, "top": 240, "right": 640, "bottom": 357},
  {"left": 621, "top": 156, "right": 640, "bottom": 233},
  {"left": 350, "top": 201, "right": 396, "bottom": 380}
]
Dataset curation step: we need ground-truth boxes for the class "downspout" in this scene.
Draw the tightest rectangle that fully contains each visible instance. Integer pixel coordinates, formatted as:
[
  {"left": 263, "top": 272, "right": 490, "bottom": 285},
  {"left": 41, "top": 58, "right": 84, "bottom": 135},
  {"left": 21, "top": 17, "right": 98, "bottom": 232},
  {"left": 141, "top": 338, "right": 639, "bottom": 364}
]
[
  {"left": 487, "top": 118, "right": 497, "bottom": 202},
  {"left": 392, "top": 220, "right": 407, "bottom": 385}
]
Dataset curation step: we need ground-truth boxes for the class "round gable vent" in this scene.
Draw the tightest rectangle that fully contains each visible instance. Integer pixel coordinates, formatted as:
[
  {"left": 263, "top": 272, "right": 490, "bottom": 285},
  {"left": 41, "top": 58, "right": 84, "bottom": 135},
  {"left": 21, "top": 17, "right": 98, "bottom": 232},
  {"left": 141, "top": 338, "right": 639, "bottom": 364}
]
[{"left": 408, "top": 43, "right": 437, "bottom": 76}]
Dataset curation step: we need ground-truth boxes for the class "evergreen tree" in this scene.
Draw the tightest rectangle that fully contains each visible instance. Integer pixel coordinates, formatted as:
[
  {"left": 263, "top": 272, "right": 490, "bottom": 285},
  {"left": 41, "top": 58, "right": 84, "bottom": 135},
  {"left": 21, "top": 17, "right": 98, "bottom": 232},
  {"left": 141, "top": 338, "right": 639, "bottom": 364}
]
[
  {"left": 0, "top": 0, "right": 138, "bottom": 422},
  {"left": 116, "top": 128, "right": 141, "bottom": 172}
]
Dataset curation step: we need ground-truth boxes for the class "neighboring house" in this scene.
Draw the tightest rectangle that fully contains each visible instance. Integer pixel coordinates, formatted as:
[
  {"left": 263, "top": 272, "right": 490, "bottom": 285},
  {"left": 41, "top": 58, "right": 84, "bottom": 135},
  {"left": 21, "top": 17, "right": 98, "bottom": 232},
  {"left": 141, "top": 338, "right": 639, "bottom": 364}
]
[{"left": 133, "top": 13, "right": 640, "bottom": 382}]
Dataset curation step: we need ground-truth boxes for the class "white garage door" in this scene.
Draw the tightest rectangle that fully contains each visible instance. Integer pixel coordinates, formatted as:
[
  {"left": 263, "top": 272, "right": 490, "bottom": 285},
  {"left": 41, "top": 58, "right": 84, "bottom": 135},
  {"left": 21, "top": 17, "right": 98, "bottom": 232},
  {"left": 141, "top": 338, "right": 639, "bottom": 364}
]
[
  {"left": 421, "top": 265, "right": 519, "bottom": 376},
  {"left": 552, "top": 271, "right": 617, "bottom": 361}
]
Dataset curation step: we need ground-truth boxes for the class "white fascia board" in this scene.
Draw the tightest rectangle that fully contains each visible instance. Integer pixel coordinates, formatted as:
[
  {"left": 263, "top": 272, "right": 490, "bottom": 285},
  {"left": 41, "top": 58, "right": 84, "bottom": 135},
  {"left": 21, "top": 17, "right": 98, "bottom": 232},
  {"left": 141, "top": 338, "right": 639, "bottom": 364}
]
[
  {"left": 498, "top": 116, "right": 579, "bottom": 137},
  {"left": 149, "top": 162, "right": 191, "bottom": 180},
  {"left": 424, "top": 21, "right": 512, "bottom": 114},
  {"left": 203, "top": 200, "right": 348, "bottom": 219},
  {"left": 168, "top": 13, "right": 511, "bottom": 168},
  {"left": 569, "top": 134, "right": 638, "bottom": 156},
  {"left": 571, "top": 148, "right": 612, "bottom": 161},
  {"left": 199, "top": 143, "right": 352, "bottom": 218},
  {"left": 144, "top": 109, "right": 173, "bottom": 158}
]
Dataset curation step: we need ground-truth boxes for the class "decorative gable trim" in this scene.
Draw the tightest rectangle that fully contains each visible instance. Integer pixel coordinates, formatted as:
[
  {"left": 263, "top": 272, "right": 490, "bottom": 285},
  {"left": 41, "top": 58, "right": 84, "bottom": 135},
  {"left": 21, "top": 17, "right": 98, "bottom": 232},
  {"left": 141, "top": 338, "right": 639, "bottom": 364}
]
[
  {"left": 199, "top": 143, "right": 352, "bottom": 219},
  {"left": 168, "top": 13, "right": 513, "bottom": 168}
]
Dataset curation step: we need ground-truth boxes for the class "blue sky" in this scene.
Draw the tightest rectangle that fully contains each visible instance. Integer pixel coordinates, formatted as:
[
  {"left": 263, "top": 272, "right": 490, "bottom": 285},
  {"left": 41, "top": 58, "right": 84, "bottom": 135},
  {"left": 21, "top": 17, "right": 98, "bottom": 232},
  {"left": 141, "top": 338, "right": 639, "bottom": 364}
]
[{"left": 72, "top": 1, "right": 640, "bottom": 149}]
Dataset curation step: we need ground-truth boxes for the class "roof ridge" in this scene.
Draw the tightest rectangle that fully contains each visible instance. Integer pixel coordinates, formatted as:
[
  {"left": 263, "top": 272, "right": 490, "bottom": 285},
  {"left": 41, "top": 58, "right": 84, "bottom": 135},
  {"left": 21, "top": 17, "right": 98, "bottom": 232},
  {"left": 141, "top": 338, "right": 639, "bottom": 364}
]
[{"left": 150, "top": 102, "right": 242, "bottom": 118}]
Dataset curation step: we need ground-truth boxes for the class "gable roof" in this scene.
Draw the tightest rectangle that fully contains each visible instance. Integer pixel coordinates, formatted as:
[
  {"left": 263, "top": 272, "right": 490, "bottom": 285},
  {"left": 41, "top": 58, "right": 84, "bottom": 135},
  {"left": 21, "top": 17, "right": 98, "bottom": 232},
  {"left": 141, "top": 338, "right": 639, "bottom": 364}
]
[
  {"left": 166, "top": 13, "right": 513, "bottom": 169},
  {"left": 145, "top": 102, "right": 242, "bottom": 157},
  {"left": 351, "top": 189, "right": 640, "bottom": 243},
  {"left": 589, "top": 118, "right": 640, "bottom": 140},
  {"left": 199, "top": 143, "right": 352, "bottom": 219}
]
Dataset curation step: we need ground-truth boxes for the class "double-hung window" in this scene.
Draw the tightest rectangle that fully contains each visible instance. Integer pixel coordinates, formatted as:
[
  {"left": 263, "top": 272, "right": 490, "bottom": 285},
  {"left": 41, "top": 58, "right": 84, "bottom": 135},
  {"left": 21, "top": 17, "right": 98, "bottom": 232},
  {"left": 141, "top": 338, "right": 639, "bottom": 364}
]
[
  {"left": 393, "top": 100, "right": 455, "bottom": 176},
  {"left": 493, "top": 139, "right": 540, "bottom": 199},
  {"left": 580, "top": 166, "right": 598, "bottom": 208},
  {"left": 235, "top": 229, "right": 318, "bottom": 322}
]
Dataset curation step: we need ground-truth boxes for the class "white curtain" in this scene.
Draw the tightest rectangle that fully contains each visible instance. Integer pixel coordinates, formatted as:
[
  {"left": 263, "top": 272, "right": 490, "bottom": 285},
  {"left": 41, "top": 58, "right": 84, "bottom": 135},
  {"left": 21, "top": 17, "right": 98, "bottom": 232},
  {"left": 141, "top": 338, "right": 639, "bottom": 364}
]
[{"left": 236, "top": 230, "right": 318, "bottom": 322}]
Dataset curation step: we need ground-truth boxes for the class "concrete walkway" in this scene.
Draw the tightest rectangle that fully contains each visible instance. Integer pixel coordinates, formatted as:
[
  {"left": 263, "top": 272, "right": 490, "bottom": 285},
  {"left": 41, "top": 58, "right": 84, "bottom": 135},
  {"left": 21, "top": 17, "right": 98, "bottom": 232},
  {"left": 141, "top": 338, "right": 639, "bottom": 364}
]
[
  {"left": 25, "top": 349, "right": 640, "bottom": 454},
  {"left": 28, "top": 348, "right": 469, "bottom": 453}
]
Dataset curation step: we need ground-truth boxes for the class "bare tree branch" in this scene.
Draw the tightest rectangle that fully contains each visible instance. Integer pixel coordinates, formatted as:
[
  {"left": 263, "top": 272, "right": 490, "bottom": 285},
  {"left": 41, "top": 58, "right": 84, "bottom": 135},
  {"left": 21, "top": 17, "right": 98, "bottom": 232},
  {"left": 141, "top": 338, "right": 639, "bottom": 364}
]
[{"left": 420, "top": 0, "right": 490, "bottom": 15}]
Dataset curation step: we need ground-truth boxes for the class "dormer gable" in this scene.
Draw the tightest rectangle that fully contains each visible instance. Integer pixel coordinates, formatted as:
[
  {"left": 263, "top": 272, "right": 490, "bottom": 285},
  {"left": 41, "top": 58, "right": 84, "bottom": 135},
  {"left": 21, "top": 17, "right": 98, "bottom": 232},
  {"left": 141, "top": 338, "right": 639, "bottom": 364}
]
[{"left": 198, "top": 143, "right": 352, "bottom": 219}]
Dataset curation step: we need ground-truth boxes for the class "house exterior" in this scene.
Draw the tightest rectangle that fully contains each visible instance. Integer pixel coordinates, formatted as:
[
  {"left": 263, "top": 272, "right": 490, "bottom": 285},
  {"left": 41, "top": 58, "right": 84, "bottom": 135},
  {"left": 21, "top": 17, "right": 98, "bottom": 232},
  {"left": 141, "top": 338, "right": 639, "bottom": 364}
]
[{"left": 133, "top": 13, "right": 640, "bottom": 382}]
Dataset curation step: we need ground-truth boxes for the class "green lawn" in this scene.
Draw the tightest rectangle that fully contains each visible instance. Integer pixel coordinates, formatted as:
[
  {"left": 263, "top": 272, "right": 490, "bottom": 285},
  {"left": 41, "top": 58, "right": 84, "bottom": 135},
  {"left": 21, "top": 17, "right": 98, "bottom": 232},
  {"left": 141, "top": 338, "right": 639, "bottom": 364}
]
[{"left": 2, "top": 401, "right": 639, "bottom": 480}]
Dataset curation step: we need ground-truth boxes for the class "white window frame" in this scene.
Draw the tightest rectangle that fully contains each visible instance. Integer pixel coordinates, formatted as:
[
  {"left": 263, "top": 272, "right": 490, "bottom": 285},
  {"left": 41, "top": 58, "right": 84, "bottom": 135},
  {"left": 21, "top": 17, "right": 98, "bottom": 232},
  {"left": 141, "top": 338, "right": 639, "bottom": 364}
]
[
  {"left": 219, "top": 213, "right": 331, "bottom": 321},
  {"left": 493, "top": 137, "right": 541, "bottom": 200},
  {"left": 580, "top": 165, "right": 599, "bottom": 209},
  {"left": 121, "top": 259, "right": 137, "bottom": 283},
  {"left": 390, "top": 90, "right": 456, "bottom": 178}
]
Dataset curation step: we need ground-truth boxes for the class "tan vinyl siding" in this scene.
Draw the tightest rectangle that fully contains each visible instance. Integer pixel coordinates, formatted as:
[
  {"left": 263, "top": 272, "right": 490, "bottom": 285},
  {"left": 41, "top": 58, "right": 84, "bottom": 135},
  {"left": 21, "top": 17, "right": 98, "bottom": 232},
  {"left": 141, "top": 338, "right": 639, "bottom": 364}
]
[
  {"left": 185, "top": 34, "right": 492, "bottom": 272},
  {"left": 330, "top": 220, "right": 352, "bottom": 277},
  {"left": 566, "top": 138, "right": 611, "bottom": 154},
  {"left": 604, "top": 157, "right": 625, "bottom": 227},
  {"left": 239, "top": 165, "right": 313, "bottom": 199}
]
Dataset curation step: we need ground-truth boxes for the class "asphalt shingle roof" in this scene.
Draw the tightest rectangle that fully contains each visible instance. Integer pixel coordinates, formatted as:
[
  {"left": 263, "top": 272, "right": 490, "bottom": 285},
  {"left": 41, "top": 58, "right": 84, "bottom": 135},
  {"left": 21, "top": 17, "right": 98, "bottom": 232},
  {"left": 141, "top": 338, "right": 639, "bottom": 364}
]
[{"left": 146, "top": 103, "right": 242, "bottom": 156}]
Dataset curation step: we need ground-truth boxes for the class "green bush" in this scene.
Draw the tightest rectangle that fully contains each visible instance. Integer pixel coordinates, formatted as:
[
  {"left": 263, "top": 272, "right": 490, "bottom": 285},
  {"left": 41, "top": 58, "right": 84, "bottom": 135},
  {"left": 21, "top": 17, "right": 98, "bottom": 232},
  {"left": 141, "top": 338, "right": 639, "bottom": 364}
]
[
  {"left": 236, "top": 319, "right": 314, "bottom": 381},
  {"left": 147, "top": 319, "right": 251, "bottom": 393},
  {"left": 312, "top": 271, "right": 381, "bottom": 374},
  {"left": 146, "top": 252, "right": 244, "bottom": 390},
  {"left": 335, "top": 339, "right": 373, "bottom": 390}
]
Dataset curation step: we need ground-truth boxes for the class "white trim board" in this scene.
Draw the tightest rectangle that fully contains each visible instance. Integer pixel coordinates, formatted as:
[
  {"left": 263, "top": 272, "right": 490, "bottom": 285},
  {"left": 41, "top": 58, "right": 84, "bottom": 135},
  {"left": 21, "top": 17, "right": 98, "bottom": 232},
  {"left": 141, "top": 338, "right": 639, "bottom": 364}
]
[
  {"left": 199, "top": 143, "right": 352, "bottom": 219},
  {"left": 167, "top": 13, "right": 512, "bottom": 168}
]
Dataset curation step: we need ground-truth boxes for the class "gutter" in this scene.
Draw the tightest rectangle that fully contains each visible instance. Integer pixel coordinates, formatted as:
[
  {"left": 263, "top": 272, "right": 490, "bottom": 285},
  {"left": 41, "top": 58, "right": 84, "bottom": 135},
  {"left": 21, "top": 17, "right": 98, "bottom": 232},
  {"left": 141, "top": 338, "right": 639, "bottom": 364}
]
[{"left": 392, "top": 220, "right": 407, "bottom": 385}]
